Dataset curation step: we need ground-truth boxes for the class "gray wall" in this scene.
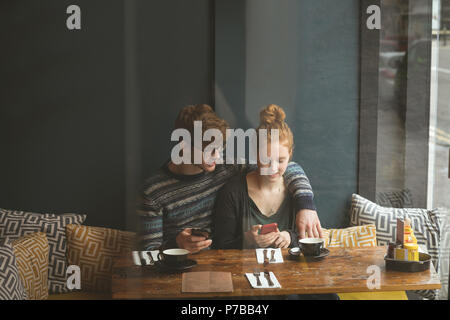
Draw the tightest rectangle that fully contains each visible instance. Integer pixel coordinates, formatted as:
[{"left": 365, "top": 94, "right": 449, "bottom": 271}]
[
  {"left": 215, "top": 0, "right": 360, "bottom": 228},
  {"left": 0, "top": 0, "right": 213, "bottom": 230},
  {"left": 0, "top": 0, "right": 125, "bottom": 229},
  {"left": 129, "top": 0, "right": 214, "bottom": 230},
  {"left": 136, "top": 0, "right": 213, "bottom": 180}
]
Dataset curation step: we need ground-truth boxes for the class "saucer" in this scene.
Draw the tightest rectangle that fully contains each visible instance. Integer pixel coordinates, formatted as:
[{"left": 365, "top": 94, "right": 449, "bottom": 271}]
[
  {"left": 289, "top": 247, "right": 330, "bottom": 260},
  {"left": 308, "top": 248, "right": 330, "bottom": 260},
  {"left": 154, "top": 259, "right": 197, "bottom": 272}
]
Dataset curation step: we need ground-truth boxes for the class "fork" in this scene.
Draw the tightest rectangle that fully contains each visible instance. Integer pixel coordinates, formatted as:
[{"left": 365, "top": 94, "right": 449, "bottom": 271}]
[{"left": 253, "top": 269, "right": 262, "bottom": 287}]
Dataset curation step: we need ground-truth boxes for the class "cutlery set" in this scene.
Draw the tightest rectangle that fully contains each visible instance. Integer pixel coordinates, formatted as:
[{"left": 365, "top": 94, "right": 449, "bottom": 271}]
[
  {"left": 246, "top": 249, "right": 279, "bottom": 287},
  {"left": 262, "top": 249, "right": 276, "bottom": 265},
  {"left": 254, "top": 249, "right": 277, "bottom": 287},
  {"left": 252, "top": 269, "right": 275, "bottom": 287}
]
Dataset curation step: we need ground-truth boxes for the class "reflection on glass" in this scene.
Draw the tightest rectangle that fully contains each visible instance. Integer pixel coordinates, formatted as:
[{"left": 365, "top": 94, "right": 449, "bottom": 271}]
[
  {"left": 376, "top": 0, "right": 449, "bottom": 212},
  {"left": 430, "top": 0, "right": 450, "bottom": 210},
  {"left": 377, "top": 0, "right": 409, "bottom": 196}
]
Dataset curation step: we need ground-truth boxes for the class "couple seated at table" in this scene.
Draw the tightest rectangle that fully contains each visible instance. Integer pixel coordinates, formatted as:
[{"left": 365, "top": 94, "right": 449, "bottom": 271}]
[{"left": 137, "top": 103, "right": 322, "bottom": 253}]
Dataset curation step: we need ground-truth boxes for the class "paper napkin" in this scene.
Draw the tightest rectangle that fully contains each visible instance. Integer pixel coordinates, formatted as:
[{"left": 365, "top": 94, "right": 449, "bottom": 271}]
[
  {"left": 132, "top": 250, "right": 159, "bottom": 266},
  {"left": 255, "top": 248, "right": 284, "bottom": 264}
]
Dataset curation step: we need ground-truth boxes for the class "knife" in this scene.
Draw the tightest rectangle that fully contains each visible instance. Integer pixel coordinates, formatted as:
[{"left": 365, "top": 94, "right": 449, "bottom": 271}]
[
  {"left": 264, "top": 270, "right": 274, "bottom": 287},
  {"left": 263, "top": 249, "right": 269, "bottom": 266},
  {"left": 270, "top": 250, "right": 276, "bottom": 262},
  {"left": 146, "top": 251, "right": 155, "bottom": 265}
]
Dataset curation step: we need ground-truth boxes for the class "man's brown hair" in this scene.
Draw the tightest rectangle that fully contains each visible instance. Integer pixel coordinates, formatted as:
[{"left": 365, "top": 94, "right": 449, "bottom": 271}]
[{"left": 175, "top": 104, "right": 229, "bottom": 149}]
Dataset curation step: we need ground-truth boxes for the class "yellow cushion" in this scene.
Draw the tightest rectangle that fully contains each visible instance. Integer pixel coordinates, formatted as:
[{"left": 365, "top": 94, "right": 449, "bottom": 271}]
[
  {"left": 322, "top": 225, "right": 377, "bottom": 248},
  {"left": 66, "top": 224, "right": 136, "bottom": 293},
  {"left": 12, "top": 232, "right": 49, "bottom": 300},
  {"left": 338, "top": 291, "right": 408, "bottom": 300}
]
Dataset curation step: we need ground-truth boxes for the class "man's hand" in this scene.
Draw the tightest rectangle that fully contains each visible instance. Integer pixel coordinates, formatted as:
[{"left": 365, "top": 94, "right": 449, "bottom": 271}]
[
  {"left": 176, "top": 228, "right": 212, "bottom": 253},
  {"left": 296, "top": 209, "right": 323, "bottom": 239},
  {"left": 245, "top": 225, "right": 280, "bottom": 248}
]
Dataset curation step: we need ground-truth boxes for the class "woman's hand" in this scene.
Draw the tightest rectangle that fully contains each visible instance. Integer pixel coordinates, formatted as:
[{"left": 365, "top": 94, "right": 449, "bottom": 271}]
[
  {"left": 245, "top": 225, "right": 280, "bottom": 248},
  {"left": 274, "top": 231, "right": 291, "bottom": 249}
]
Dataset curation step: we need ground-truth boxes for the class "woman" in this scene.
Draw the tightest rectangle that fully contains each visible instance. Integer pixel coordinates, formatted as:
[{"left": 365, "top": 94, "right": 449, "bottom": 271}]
[
  {"left": 213, "top": 105, "right": 340, "bottom": 301},
  {"left": 213, "top": 104, "right": 300, "bottom": 249}
]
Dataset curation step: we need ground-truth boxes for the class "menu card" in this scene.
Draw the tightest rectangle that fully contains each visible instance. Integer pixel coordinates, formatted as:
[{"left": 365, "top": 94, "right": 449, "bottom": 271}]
[
  {"left": 396, "top": 218, "right": 404, "bottom": 244},
  {"left": 182, "top": 272, "right": 234, "bottom": 293}
]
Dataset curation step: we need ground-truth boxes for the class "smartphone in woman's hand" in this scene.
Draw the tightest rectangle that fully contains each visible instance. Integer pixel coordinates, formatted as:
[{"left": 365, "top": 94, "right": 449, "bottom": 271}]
[{"left": 260, "top": 223, "right": 278, "bottom": 235}]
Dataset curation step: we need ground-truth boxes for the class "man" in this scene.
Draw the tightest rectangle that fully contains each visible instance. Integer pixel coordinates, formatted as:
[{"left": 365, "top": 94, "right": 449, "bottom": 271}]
[{"left": 137, "top": 104, "right": 322, "bottom": 252}]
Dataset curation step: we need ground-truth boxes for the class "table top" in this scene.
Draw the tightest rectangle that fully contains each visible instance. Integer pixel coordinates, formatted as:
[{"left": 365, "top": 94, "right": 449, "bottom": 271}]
[{"left": 111, "top": 246, "right": 441, "bottom": 299}]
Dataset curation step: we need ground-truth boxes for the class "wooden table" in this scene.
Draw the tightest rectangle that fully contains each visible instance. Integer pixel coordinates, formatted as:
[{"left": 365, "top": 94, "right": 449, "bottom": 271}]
[{"left": 111, "top": 247, "right": 441, "bottom": 299}]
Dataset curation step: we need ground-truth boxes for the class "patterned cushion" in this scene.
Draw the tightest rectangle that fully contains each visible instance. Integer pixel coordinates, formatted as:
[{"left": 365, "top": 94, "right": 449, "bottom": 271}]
[
  {"left": 12, "top": 232, "right": 49, "bottom": 300},
  {"left": 349, "top": 194, "right": 444, "bottom": 299},
  {"left": 0, "top": 240, "right": 28, "bottom": 300},
  {"left": 66, "top": 225, "right": 136, "bottom": 292},
  {"left": 0, "top": 208, "right": 86, "bottom": 294},
  {"left": 438, "top": 209, "right": 450, "bottom": 300},
  {"left": 322, "top": 225, "right": 377, "bottom": 248},
  {"left": 376, "top": 188, "right": 414, "bottom": 208}
]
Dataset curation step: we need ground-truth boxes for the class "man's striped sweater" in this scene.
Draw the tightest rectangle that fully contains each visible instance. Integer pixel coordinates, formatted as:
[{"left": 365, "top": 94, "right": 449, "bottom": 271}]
[{"left": 137, "top": 162, "right": 316, "bottom": 250}]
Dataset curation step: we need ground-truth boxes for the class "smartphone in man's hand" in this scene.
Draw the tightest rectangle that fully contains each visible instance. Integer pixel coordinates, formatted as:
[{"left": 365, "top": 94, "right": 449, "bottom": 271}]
[
  {"left": 260, "top": 223, "right": 278, "bottom": 235},
  {"left": 191, "top": 228, "right": 211, "bottom": 239}
]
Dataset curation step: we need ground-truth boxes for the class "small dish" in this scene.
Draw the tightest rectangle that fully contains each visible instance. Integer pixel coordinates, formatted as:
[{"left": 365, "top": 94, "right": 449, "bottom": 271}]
[{"left": 288, "top": 247, "right": 302, "bottom": 257}]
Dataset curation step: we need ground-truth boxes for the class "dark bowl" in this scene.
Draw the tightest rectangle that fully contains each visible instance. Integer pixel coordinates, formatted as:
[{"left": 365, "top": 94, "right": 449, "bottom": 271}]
[{"left": 384, "top": 252, "right": 432, "bottom": 272}]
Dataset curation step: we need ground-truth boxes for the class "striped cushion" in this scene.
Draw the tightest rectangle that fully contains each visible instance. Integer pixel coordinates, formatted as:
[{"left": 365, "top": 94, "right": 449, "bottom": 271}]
[
  {"left": 0, "top": 240, "right": 28, "bottom": 300},
  {"left": 322, "top": 225, "right": 377, "bottom": 248},
  {"left": 12, "top": 232, "right": 49, "bottom": 300},
  {"left": 0, "top": 208, "right": 86, "bottom": 294},
  {"left": 66, "top": 225, "right": 136, "bottom": 292},
  {"left": 349, "top": 194, "right": 444, "bottom": 300}
]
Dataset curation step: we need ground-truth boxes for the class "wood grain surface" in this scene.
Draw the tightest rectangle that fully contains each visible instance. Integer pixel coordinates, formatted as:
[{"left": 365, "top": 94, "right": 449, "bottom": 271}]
[{"left": 111, "top": 247, "right": 441, "bottom": 299}]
